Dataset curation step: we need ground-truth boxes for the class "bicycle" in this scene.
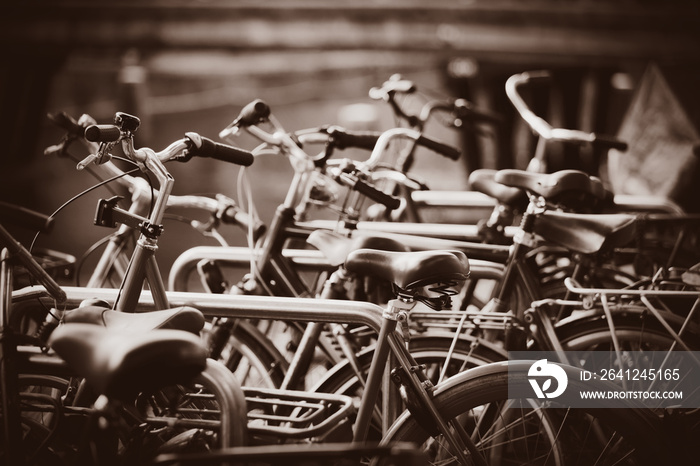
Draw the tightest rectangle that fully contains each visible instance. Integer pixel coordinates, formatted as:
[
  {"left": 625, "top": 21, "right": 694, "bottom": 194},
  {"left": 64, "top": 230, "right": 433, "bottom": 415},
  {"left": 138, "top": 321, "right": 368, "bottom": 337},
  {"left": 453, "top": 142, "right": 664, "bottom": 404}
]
[
  {"left": 41, "top": 111, "right": 287, "bottom": 390},
  {"left": 45, "top": 111, "right": 265, "bottom": 289},
  {"left": 0, "top": 223, "right": 248, "bottom": 465},
  {"left": 11, "top": 111, "right": 670, "bottom": 464}
]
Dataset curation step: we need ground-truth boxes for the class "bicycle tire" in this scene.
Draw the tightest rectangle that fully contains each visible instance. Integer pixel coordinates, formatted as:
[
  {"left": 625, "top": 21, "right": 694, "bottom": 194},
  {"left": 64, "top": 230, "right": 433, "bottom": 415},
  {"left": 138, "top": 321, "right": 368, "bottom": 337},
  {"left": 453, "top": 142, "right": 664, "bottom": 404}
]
[
  {"left": 8, "top": 360, "right": 247, "bottom": 465},
  {"left": 312, "top": 333, "right": 506, "bottom": 395},
  {"left": 554, "top": 306, "right": 700, "bottom": 353},
  {"left": 383, "top": 361, "right": 664, "bottom": 466},
  {"left": 309, "top": 332, "right": 506, "bottom": 443},
  {"left": 552, "top": 307, "right": 700, "bottom": 407}
]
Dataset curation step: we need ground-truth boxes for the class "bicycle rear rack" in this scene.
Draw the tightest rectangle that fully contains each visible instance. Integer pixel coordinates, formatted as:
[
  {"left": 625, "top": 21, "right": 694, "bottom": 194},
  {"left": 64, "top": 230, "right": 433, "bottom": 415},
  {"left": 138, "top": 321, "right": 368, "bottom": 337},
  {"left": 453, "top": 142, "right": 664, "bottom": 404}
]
[
  {"left": 243, "top": 387, "right": 354, "bottom": 441},
  {"left": 410, "top": 309, "right": 516, "bottom": 333}
]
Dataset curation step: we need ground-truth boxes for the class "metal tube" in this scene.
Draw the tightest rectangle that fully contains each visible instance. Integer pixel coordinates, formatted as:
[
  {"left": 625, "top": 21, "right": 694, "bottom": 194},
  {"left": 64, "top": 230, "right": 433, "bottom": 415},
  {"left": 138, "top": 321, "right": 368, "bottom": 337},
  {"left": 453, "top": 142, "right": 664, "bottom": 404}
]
[{"left": 13, "top": 286, "right": 384, "bottom": 333}]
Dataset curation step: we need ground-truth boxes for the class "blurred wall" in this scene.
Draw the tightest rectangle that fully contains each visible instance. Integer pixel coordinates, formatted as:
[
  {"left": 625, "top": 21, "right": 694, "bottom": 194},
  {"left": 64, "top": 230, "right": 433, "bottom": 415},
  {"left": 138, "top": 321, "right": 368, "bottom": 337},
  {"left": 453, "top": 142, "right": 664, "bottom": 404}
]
[{"left": 3, "top": 1, "right": 700, "bottom": 285}]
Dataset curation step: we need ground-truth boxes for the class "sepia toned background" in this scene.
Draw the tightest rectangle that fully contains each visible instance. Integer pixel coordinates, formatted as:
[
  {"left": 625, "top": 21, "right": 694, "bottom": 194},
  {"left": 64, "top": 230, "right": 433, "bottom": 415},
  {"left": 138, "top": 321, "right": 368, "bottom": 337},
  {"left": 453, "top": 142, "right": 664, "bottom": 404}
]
[{"left": 2, "top": 0, "right": 700, "bottom": 283}]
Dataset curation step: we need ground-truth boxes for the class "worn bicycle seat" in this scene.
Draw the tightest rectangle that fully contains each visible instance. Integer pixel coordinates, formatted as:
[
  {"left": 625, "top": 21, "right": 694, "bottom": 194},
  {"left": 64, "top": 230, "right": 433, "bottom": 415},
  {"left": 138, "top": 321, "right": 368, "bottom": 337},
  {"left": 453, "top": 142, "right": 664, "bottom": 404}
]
[
  {"left": 344, "top": 249, "right": 469, "bottom": 291},
  {"left": 469, "top": 169, "right": 527, "bottom": 208},
  {"left": 534, "top": 210, "right": 637, "bottom": 255},
  {"left": 49, "top": 323, "right": 207, "bottom": 400},
  {"left": 307, "top": 229, "right": 409, "bottom": 267},
  {"left": 63, "top": 305, "right": 205, "bottom": 335},
  {"left": 495, "top": 169, "right": 607, "bottom": 201}
]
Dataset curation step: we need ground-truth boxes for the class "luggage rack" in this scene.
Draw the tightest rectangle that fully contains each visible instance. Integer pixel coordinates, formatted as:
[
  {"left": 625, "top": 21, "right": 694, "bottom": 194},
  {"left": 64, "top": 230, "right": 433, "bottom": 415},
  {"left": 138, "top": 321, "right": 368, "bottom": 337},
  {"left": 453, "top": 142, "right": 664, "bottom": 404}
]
[
  {"left": 243, "top": 387, "right": 355, "bottom": 440},
  {"left": 410, "top": 309, "right": 517, "bottom": 334},
  {"left": 559, "top": 277, "right": 700, "bottom": 356}
]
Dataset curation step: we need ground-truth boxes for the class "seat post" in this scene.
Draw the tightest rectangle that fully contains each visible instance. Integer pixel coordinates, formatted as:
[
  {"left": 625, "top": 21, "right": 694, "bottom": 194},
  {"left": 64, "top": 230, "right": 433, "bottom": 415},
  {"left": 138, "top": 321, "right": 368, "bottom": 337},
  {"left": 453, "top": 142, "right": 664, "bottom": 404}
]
[
  {"left": 495, "top": 194, "right": 545, "bottom": 302},
  {"left": 353, "top": 297, "right": 415, "bottom": 441}
]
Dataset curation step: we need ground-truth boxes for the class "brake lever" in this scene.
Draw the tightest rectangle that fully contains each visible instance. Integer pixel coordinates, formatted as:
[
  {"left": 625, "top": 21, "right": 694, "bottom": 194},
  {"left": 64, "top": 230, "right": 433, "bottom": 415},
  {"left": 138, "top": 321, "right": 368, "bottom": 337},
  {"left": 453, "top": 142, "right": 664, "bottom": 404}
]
[{"left": 76, "top": 142, "right": 114, "bottom": 170}]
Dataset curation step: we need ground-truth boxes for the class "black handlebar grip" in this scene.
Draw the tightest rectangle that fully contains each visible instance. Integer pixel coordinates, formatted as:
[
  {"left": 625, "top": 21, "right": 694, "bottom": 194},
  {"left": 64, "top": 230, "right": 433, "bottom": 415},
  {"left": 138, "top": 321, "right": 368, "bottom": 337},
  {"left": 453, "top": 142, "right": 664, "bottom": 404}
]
[
  {"left": 186, "top": 133, "right": 254, "bottom": 166},
  {"left": 48, "top": 112, "right": 85, "bottom": 136},
  {"left": 221, "top": 206, "right": 267, "bottom": 242},
  {"left": 328, "top": 127, "right": 381, "bottom": 151},
  {"left": 416, "top": 135, "right": 461, "bottom": 161},
  {"left": 0, "top": 201, "right": 54, "bottom": 233},
  {"left": 84, "top": 125, "right": 121, "bottom": 143},
  {"left": 235, "top": 99, "right": 271, "bottom": 127},
  {"left": 351, "top": 178, "right": 401, "bottom": 211},
  {"left": 592, "top": 133, "right": 628, "bottom": 152}
]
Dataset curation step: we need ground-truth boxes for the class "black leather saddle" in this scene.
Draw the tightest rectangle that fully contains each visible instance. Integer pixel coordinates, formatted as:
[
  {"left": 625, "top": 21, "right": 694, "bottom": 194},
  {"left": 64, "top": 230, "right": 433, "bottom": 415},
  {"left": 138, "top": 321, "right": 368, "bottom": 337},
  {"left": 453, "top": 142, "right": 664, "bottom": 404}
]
[
  {"left": 49, "top": 324, "right": 207, "bottom": 400},
  {"left": 63, "top": 305, "right": 205, "bottom": 335},
  {"left": 534, "top": 210, "right": 637, "bottom": 255},
  {"left": 469, "top": 169, "right": 527, "bottom": 208},
  {"left": 307, "top": 229, "right": 409, "bottom": 266},
  {"left": 344, "top": 249, "right": 469, "bottom": 310},
  {"left": 495, "top": 169, "right": 607, "bottom": 203}
]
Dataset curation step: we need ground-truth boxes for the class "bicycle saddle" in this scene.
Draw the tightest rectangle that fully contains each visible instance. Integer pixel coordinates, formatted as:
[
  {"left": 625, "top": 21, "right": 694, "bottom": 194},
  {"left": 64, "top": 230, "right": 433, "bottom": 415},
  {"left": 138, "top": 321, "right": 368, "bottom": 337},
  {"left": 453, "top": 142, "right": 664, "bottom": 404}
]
[
  {"left": 495, "top": 169, "right": 607, "bottom": 202},
  {"left": 49, "top": 323, "right": 207, "bottom": 400},
  {"left": 345, "top": 249, "right": 469, "bottom": 292},
  {"left": 534, "top": 210, "right": 637, "bottom": 255},
  {"left": 307, "top": 229, "right": 409, "bottom": 266},
  {"left": 469, "top": 169, "right": 527, "bottom": 208},
  {"left": 63, "top": 305, "right": 205, "bottom": 335}
]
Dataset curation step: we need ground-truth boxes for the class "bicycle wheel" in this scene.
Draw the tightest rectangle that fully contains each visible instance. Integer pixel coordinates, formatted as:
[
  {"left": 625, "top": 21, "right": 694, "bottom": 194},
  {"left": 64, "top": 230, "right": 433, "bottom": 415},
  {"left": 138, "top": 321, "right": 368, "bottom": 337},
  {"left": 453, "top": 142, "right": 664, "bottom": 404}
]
[
  {"left": 205, "top": 319, "right": 288, "bottom": 389},
  {"left": 121, "top": 359, "right": 248, "bottom": 460},
  {"left": 384, "top": 361, "right": 664, "bottom": 466},
  {"left": 553, "top": 307, "right": 700, "bottom": 407},
  {"left": 10, "top": 360, "right": 247, "bottom": 465}
]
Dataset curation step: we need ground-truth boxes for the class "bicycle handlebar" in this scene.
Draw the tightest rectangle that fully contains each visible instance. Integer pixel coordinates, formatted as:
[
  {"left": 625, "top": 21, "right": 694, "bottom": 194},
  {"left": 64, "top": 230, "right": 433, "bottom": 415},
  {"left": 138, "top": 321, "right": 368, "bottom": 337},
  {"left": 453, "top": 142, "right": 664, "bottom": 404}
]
[
  {"left": 184, "top": 133, "right": 254, "bottom": 166},
  {"left": 220, "top": 204, "right": 267, "bottom": 241},
  {"left": 81, "top": 124, "right": 254, "bottom": 167},
  {"left": 0, "top": 224, "right": 66, "bottom": 303},
  {"left": 370, "top": 74, "right": 501, "bottom": 130},
  {"left": 416, "top": 135, "right": 461, "bottom": 161},
  {"left": 325, "top": 125, "right": 460, "bottom": 161},
  {"left": 332, "top": 169, "right": 402, "bottom": 211},
  {"left": 219, "top": 99, "right": 271, "bottom": 140},
  {"left": 47, "top": 111, "right": 86, "bottom": 137},
  {"left": 323, "top": 126, "right": 382, "bottom": 151},
  {"left": 506, "top": 71, "right": 628, "bottom": 152},
  {"left": 84, "top": 124, "right": 122, "bottom": 143},
  {"left": 167, "top": 194, "right": 266, "bottom": 241},
  {"left": 452, "top": 99, "right": 503, "bottom": 126},
  {"left": 368, "top": 74, "right": 416, "bottom": 100}
]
